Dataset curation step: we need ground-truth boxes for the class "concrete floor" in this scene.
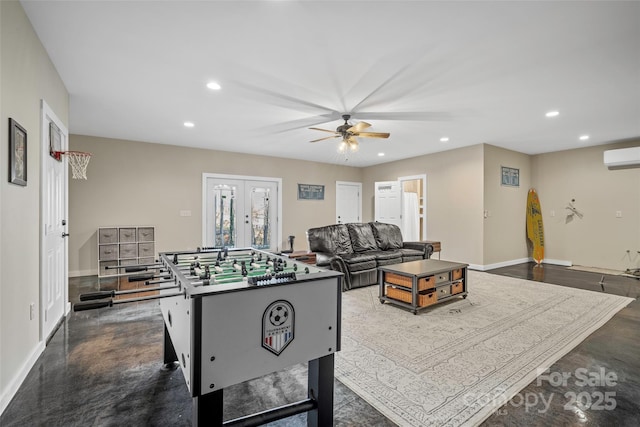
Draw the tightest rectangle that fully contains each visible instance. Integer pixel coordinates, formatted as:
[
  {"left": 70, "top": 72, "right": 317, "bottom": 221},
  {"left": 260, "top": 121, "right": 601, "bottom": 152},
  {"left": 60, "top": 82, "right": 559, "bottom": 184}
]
[{"left": 1, "top": 263, "right": 638, "bottom": 426}]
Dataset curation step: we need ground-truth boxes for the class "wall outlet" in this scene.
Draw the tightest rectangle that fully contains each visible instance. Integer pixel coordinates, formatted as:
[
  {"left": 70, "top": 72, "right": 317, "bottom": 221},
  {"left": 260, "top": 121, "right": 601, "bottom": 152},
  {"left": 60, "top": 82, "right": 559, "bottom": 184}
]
[
  {"left": 180, "top": 210, "right": 192, "bottom": 217},
  {"left": 616, "top": 211, "right": 622, "bottom": 218},
  {"left": 550, "top": 210, "right": 555, "bottom": 217},
  {"left": 30, "top": 302, "right": 35, "bottom": 320}
]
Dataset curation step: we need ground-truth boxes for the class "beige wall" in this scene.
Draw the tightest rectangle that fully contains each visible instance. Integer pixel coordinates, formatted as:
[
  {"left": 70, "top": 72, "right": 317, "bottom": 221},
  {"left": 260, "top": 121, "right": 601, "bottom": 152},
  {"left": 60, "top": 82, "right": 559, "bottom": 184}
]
[
  {"left": 483, "top": 144, "right": 532, "bottom": 266},
  {"left": 0, "top": 0, "right": 69, "bottom": 409},
  {"left": 362, "top": 145, "right": 485, "bottom": 267},
  {"left": 68, "top": 135, "right": 363, "bottom": 275},
  {"left": 531, "top": 140, "right": 640, "bottom": 271}
]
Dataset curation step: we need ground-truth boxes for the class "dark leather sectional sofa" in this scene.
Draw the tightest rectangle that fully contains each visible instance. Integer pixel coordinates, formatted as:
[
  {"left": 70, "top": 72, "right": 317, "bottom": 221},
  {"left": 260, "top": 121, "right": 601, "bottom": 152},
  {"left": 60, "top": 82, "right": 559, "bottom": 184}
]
[{"left": 306, "top": 222, "right": 434, "bottom": 291}]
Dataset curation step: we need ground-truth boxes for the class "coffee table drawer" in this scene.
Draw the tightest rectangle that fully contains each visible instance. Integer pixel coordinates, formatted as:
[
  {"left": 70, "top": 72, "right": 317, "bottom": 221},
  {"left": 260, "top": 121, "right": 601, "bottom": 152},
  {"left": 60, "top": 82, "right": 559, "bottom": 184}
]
[
  {"left": 386, "top": 286, "right": 438, "bottom": 307},
  {"left": 437, "top": 286, "right": 451, "bottom": 297},
  {"left": 452, "top": 282, "right": 464, "bottom": 294},
  {"left": 384, "top": 272, "right": 435, "bottom": 291}
]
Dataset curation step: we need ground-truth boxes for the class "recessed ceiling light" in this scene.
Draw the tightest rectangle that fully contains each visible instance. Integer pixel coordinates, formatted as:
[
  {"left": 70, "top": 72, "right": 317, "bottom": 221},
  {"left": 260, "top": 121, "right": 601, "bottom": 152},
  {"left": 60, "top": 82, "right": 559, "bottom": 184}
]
[
  {"left": 378, "top": 152, "right": 385, "bottom": 157},
  {"left": 184, "top": 122, "right": 195, "bottom": 128},
  {"left": 579, "top": 135, "right": 589, "bottom": 141},
  {"left": 206, "top": 82, "right": 221, "bottom": 90},
  {"left": 440, "top": 137, "right": 449, "bottom": 142},
  {"left": 545, "top": 111, "right": 559, "bottom": 118}
]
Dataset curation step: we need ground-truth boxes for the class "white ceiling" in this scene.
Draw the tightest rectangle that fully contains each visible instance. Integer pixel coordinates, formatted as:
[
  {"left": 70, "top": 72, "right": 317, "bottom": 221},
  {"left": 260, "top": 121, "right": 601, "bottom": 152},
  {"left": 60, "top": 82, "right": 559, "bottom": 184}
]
[{"left": 21, "top": 0, "right": 640, "bottom": 167}]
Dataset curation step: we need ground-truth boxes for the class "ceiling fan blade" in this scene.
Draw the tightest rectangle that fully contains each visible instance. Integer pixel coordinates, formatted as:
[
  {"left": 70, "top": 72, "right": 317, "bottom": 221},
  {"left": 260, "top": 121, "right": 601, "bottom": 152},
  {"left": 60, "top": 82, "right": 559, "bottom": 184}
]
[
  {"left": 309, "top": 127, "right": 338, "bottom": 134},
  {"left": 348, "top": 121, "right": 371, "bottom": 133},
  {"left": 258, "top": 113, "right": 342, "bottom": 134},
  {"left": 355, "top": 132, "right": 390, "bottom": 139},
  {"left": 354, "top": 112, "right": 452, "bottom": 121},
  {"left": 310, "top": 135, "right": 340, "bottom": 143}
]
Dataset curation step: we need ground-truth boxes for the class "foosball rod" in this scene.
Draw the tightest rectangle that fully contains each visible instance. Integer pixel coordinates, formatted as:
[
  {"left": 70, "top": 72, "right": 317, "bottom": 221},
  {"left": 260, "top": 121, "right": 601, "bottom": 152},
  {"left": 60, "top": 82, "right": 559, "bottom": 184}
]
[
  {"left": 104, "top": 263, "right": 163, "bottom": 272},
  {"left": 145, "top": 278, "right": 175, "bottom": 285},
  {"left": 78, "top": 283, "right": 181, "bottom": 301},
  {"left": 73, "top": 291, "right": 184, "bottom": 311},
  {"left": 171, "top": 255, "right": 264, "bottom": 266},
  {"left": 127, "top": 273, "right": 172, "bottom": 282}
]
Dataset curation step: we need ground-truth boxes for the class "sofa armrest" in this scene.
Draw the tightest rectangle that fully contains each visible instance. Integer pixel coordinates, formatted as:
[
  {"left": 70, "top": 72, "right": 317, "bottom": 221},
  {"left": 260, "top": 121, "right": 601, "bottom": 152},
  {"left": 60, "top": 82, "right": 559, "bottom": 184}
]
[
  {"left": 327, "top": 256, "right": 352, "bottom": 291},
  {"left": 314, "top": 252, "right": 335, "bottom": 267},
  {"left": 314, "top": 253, "right": 351, "bottom": 291},
  {"left": 403, "top": 241, "right": 434, "bottom": 259}
]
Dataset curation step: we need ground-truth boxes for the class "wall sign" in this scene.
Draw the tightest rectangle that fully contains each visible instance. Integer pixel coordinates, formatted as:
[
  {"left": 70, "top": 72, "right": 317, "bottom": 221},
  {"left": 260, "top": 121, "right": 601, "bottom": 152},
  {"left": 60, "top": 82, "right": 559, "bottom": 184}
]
[
  {"left": 298, "top": 183, "right": 324, "bottom": 200},
  {"left": 501, "top": 166, "right": 519, "bottom": 187}
]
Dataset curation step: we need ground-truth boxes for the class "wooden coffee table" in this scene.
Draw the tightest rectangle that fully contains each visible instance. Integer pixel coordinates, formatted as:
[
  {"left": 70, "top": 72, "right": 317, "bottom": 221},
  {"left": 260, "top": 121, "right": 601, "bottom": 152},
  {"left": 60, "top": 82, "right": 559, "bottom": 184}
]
[{"left": 379, "top": 259, "right": 468, "bottom": 314}]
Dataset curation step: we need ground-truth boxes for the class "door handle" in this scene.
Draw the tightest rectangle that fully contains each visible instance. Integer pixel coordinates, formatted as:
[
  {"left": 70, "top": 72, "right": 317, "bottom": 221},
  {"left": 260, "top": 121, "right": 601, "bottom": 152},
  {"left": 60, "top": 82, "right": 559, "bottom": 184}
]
[{"left": 62, "top": 232, "right": 70, "bottom": 238}]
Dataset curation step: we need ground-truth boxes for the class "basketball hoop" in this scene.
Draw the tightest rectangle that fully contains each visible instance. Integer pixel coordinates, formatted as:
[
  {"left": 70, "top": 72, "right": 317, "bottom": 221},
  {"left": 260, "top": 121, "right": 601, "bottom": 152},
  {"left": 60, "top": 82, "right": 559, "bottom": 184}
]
[{"left": 53, "top": 151, "right": 92, "bottom": 179}]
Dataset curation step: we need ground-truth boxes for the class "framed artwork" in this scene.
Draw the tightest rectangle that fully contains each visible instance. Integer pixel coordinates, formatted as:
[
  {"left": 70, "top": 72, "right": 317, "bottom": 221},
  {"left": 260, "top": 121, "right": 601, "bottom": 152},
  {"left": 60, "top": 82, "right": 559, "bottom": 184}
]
[
  {"left": 298, "top": 183, "right": 324, "bottom": 200},
  {"left": 501, "top": 166, "right": 519, "bottom": 187},
  {"left": 9, "top": 118, "right": 27, "bottom": 186}
]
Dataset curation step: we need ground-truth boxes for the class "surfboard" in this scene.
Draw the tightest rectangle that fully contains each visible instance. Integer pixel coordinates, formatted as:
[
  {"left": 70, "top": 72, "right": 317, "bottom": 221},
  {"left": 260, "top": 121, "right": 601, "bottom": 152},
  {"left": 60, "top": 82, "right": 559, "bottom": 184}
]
[{"left": 526, "top": 188, "right": 545, "bottom": 264}]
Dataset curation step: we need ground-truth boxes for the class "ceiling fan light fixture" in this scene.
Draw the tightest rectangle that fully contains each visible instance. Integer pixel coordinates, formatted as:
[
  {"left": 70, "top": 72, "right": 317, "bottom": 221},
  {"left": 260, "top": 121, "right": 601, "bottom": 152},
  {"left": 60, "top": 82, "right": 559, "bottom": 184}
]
[{"left": 338, "top": 141, "right": 348, "bottom": 153}]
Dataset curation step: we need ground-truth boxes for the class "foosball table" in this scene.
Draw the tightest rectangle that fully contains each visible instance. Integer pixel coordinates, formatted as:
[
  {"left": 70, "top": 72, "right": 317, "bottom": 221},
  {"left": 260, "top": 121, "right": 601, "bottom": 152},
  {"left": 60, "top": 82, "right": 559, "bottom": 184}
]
[{"left": 75, "top": 248, "right": 343, "bottom": 426}]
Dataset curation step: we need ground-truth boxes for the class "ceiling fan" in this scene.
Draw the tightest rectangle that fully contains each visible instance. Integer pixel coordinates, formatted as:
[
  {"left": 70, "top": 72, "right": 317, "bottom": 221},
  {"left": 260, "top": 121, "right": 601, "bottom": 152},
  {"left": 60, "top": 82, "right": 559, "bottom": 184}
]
[{"left": 309, "top": 114, "right": 390, "bottom": 152}]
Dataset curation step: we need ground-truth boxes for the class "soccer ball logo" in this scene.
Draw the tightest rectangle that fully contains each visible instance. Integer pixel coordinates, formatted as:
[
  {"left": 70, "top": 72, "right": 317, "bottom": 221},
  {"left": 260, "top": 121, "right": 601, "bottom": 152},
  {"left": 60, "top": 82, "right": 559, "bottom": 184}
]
[
  {"left": 263, "top": 300, "right": 295, "bottom": 356},
  {"left": 269, "top": 304, "right": 289, "bottom": 326}
]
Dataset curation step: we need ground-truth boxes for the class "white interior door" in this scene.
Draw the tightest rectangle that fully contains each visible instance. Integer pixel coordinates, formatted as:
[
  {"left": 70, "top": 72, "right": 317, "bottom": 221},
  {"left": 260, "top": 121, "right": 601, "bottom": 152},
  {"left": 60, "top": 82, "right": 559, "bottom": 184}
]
[
  {"left": 41, "top": 100, "right": 68, "bottom": 341},
  {"left": 374, "top": 180, "right": 401, "bottom": 227},
  {"left": 204, "top": 175, "right": 281, "bottom": 250},
  {"left": 336, "top": 181, "right": 361, "bottom": 224}
]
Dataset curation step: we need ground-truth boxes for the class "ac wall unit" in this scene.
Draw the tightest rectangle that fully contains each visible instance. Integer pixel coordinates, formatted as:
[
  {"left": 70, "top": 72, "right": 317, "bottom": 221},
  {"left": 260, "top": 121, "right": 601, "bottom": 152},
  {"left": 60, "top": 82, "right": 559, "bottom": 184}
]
[{"left": 603, "top": 147, "right": 640, "bottom": 169}]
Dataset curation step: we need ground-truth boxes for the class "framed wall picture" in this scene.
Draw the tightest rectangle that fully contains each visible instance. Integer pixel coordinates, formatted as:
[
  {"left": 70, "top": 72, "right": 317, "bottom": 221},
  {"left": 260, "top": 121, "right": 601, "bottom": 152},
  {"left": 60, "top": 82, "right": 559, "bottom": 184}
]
[
  {"left": 501, "top": 166, "right": 519, "bottom": 187},
  {"left": 298, "top": 183, "right": 324, "bottom": 200},
  {"left": 9, "top": 118, "right": 27, "bottom": 186}
]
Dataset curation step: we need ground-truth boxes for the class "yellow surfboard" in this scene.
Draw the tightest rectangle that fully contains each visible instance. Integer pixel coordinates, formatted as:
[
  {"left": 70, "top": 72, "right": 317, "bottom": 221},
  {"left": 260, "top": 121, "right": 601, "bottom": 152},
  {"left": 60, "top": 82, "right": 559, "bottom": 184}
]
[{"left": 526, "top": 189, "right": 544, "bottom": 264}]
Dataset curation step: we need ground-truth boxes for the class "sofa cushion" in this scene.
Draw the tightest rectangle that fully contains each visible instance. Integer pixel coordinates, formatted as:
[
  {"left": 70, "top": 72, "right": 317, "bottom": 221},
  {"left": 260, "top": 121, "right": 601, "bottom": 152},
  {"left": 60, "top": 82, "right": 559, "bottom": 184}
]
[
  {"left": 369, "top": 222, "right": 404, "bottom": 250},
  {"left": 362, "top": 249, "right": 403, "bottom": 261},
  {"left": 346, "top": 223, "right": 378, "bottom": 252},
  {"left": 339, "top": 253, "right": 377, "bottom": 272},
  {"left": 307, "top": 224, "right": 353, "bottom": 255}
]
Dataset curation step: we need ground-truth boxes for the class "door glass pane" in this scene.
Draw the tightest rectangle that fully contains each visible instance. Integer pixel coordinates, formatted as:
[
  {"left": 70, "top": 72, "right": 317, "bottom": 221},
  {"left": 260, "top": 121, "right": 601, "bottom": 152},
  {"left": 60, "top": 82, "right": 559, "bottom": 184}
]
[
  {"left": 213, "top": 184, "right": 236, "bottom": 248},
  {"left": 250, "top": 187, "right": 270, "bottom": 249}
]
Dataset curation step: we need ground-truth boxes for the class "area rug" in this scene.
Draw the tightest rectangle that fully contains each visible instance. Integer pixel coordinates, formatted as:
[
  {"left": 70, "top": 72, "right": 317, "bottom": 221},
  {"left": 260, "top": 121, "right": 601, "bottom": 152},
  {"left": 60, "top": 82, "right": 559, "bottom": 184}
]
[{"left": 334, "top": 271, "right": 633, "bottom": 427}]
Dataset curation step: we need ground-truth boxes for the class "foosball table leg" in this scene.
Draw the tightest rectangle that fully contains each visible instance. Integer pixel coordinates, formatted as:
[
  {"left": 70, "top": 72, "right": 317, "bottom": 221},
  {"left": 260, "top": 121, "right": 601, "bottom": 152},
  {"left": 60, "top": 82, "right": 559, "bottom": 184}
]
[
  {"left": 307, "top": 354, "right": 335, "bottom": 427},
  {"left": 163, "top": 324, "right": 178, "bottom": 367},
  {"left": 193, "top": 389, "right": 223, "bottom": 426}
]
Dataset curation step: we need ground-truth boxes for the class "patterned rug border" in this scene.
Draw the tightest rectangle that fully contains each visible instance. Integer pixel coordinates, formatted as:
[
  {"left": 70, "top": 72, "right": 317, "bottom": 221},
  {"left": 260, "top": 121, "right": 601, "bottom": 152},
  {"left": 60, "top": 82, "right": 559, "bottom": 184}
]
[{"left": 335, "top": 271, "right": 634, "bottom": 427}]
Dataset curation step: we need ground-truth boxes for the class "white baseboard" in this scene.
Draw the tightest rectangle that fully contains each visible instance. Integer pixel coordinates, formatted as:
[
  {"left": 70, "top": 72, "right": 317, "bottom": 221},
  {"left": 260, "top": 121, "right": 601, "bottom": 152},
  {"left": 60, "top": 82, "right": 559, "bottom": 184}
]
[
  {"left": 0, "top": 340, "right": 45, "bottom": 415},
  {"left": 542, "top": 258, "right": 573, "bottom": 267},
  {"left": 69, "top": 269, "right": 96, "bottom": 278},
  {"left": 469, "top": 258, "right": 531, "bottom": 271}
]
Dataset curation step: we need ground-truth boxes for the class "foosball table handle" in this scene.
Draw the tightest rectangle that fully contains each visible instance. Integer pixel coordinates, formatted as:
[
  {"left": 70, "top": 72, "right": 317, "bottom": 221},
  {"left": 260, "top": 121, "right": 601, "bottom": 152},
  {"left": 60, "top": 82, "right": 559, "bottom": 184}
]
[
  {"left": 79, "top": 290, "right": 115, "bottom": 301},
  {"left": 74, "top": 300, "right": 113, "bottom": 311}
]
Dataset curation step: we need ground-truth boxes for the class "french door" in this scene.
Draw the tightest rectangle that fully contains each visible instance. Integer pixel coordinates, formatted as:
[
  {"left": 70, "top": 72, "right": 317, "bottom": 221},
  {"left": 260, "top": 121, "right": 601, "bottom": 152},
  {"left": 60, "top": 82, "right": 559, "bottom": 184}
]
[{"left": 203, "top": 175, "right": 280, "bottom": 251}]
